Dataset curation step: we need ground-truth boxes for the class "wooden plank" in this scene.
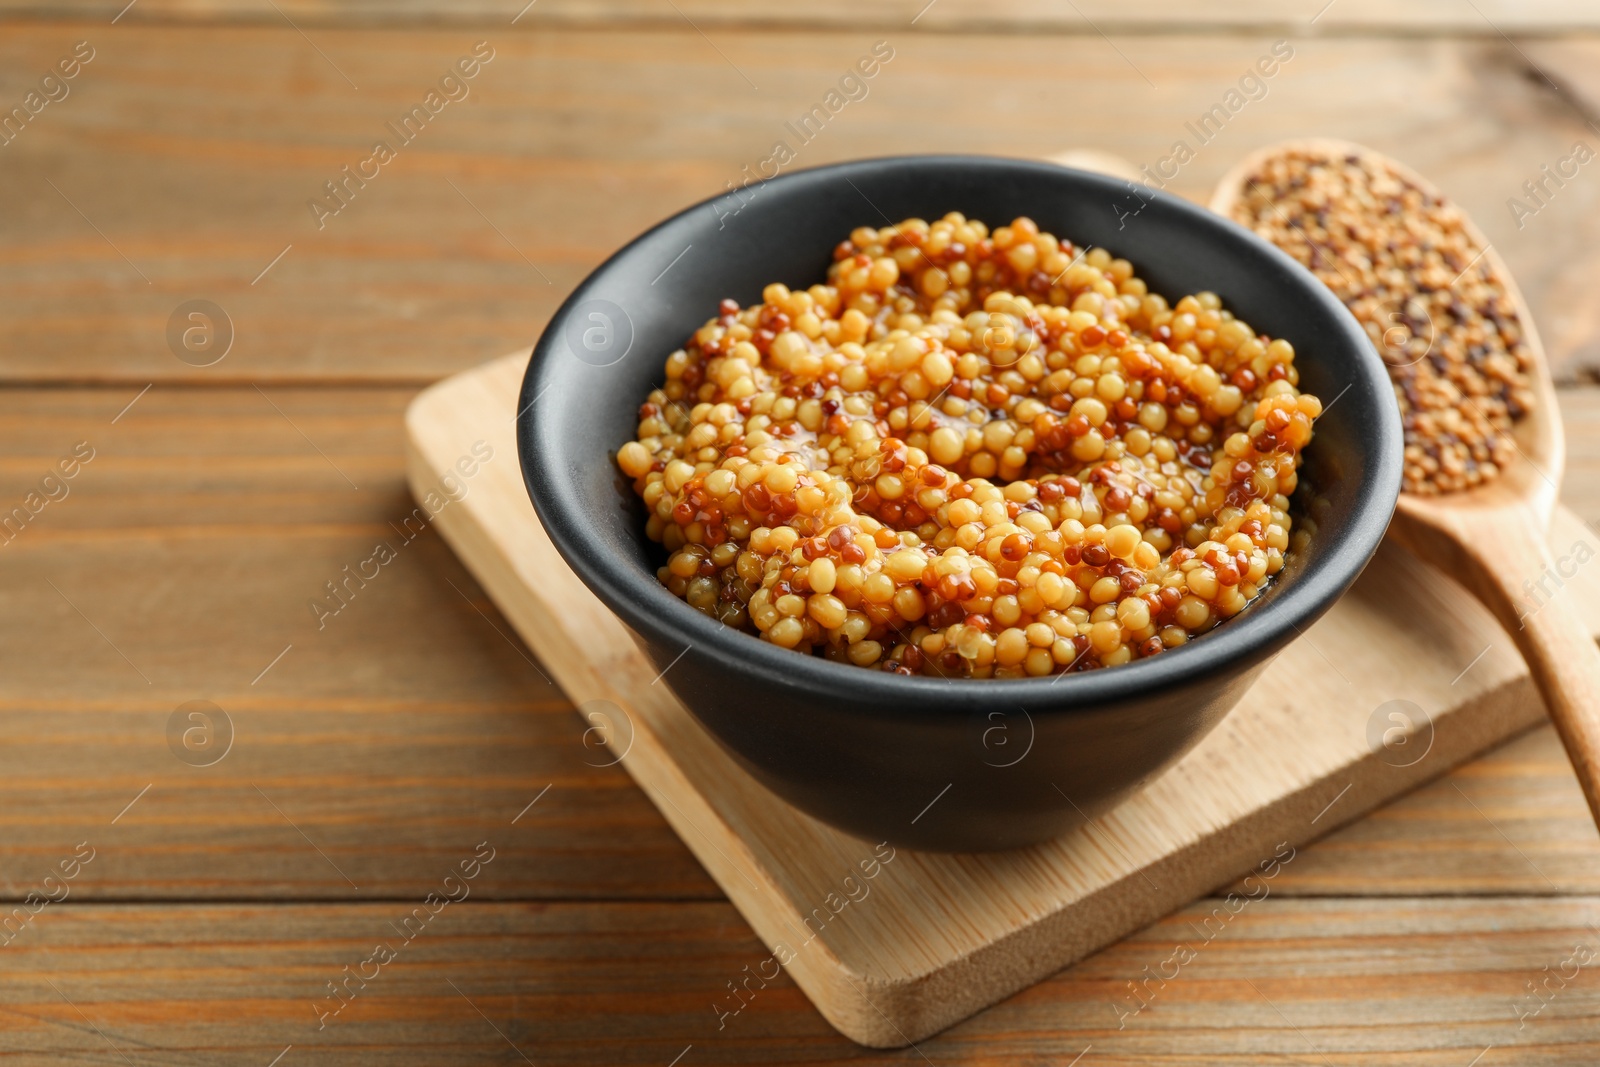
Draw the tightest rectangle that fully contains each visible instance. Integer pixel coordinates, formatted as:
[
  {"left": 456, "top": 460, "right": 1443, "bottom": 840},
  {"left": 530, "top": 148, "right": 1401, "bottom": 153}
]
[
  {"left": 4, "top": 0, "right": 1599, "bottom": 33},
  {"left": 1272, "top": 726, "right": 1600, "bottom": 896},
  {"left": 0, "top": 386, "right": 718, "bottom": 902},
  {"left": 4, "top": 898, "right": 1599, "bottom": 1063},
  {"left": 404, "top": 352, "right": 1600, "bottom": 1046},
  {"left": 4, "top": 383, "right": 1600, "bottom": 904},
  {"left": 4, "top": 26, "right": 1600, "bottom": 381}
]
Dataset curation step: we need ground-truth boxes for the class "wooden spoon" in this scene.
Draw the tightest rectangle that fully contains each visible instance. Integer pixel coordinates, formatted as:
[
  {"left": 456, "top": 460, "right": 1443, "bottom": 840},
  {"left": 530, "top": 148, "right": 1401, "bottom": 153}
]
[{"left": 1211, "top": 140, "right": 1600, "bottom": 830}]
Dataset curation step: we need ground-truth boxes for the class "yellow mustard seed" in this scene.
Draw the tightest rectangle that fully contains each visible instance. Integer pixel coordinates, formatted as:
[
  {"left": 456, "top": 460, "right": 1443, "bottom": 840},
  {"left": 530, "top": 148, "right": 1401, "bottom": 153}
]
[{"left": 617, "top": 213, "right": 1318, "bottom": 677}]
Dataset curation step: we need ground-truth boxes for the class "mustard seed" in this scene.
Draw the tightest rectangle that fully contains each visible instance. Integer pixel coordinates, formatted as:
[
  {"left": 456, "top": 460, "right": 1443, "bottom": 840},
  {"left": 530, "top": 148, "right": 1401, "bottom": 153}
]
[
  {"left": 1226, "top": 146, "right": 1531, "bottom": 495},
  {"left": 617, "top": 213, "right": 1318, "bottom": 677}
]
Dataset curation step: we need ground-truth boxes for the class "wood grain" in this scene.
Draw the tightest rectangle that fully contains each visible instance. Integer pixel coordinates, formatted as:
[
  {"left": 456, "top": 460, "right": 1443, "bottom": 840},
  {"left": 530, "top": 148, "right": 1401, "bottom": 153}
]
[
  {"left": 4, "top": 382, "right": 1600, "bottom": 908},
  {"left": 4, "top": 898, "right": 1599, "bottom": 1064},
  {"left": 9, "top": 7, "right": 1600, "bottom": 1060},
  {"left": 404, "top": 352, "right": 1600, "bottom": 1045},
  {"left": 0, "top": 385, "right": 718, "bottom": 902},
  {"left": 1273, "top": 725, "right": 1600, "bottom": 896},
  {"left": 4, "top": 0, "right": 1599, "bottom": 32},
  {"left": 4, "top": 25, "right": 1600, "bottom": 381}
]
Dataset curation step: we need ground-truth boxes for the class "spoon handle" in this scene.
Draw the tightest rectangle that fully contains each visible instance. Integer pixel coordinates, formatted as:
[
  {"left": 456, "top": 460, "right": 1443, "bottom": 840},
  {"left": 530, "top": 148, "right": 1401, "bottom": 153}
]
[{"left": 1438, "top": 509, "right": 1600, "bottom": 830}]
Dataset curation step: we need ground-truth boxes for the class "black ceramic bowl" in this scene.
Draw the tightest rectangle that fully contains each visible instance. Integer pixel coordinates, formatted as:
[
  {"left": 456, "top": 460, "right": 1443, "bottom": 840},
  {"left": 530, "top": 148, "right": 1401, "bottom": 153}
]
[{"left": 518, "top": 155, "right": 1402, "bottom": 852}]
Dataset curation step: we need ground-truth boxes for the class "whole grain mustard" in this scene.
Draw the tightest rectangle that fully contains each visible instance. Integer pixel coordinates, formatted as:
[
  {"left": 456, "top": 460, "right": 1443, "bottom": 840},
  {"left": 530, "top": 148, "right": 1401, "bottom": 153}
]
[{"left": 617, "top": 213, "right": 1320, "bottom": 678}]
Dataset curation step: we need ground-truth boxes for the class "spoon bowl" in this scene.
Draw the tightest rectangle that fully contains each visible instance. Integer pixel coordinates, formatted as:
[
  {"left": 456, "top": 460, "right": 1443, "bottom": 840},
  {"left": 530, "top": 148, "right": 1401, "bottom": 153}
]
[{"left": 1214, "top": 139, "right": 1600, "bottom": 830}]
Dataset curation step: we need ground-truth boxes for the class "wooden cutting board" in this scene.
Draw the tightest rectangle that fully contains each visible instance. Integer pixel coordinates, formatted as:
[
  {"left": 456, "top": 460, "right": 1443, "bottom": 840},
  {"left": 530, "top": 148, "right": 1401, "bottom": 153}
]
[{"left": 405, "top": 350, "right": 1600, "bottom": 1048}]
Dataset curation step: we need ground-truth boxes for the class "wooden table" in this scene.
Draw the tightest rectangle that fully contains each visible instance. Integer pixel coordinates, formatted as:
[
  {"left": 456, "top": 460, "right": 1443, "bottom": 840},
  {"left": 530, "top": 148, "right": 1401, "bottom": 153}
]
[{"left": 6, "top": 3, "right": 1600, "bottom": 1061}]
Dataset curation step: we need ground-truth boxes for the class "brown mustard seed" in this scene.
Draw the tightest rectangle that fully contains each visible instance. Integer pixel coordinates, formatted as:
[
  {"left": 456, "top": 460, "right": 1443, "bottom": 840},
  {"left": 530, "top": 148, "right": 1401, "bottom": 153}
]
[
  {"left": 617, "top": 213, "right": 1321, "bottom": 678},
  {"left": 1226, "top": 147, "right": 1534, "bottom": 496}
]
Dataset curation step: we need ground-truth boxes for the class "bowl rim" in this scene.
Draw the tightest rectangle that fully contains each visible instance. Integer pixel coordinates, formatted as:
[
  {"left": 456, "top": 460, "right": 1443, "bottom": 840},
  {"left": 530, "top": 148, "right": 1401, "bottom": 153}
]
[{"left": 518, "top": 152, "right": 1403, "bottom": 714}]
